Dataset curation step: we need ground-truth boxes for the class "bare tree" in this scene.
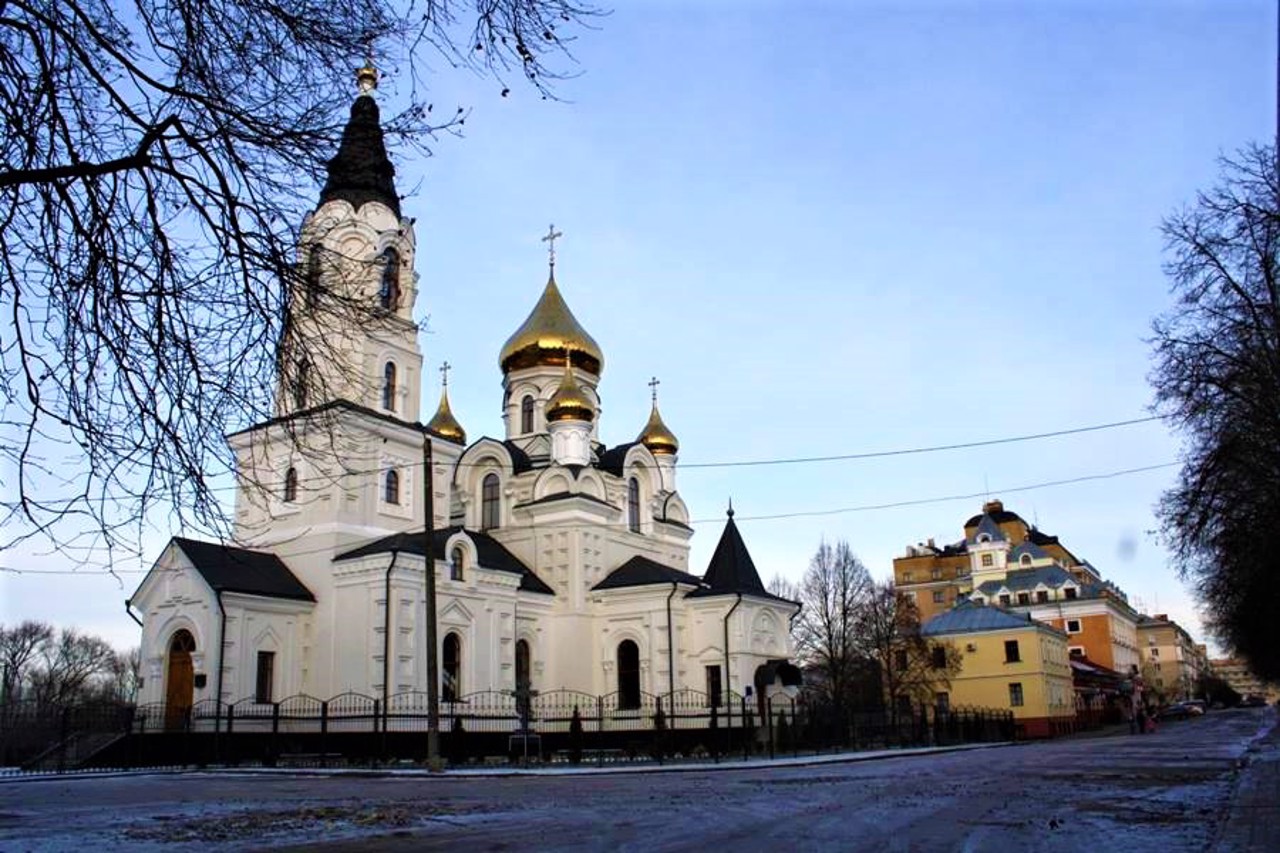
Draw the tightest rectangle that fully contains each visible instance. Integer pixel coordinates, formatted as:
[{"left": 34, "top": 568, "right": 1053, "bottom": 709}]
[
  {"left": 26, "top": 627, "right": 118, "bottom": 708},
  {"left": 0, "top": 0, "right": 601, "bottom": 562},
  {"left": 790, "top": 540, "right": 872, "bottom": 711},
  {"left": 0, "top": 621, "right": 54, "bottom": 703},
  {"left": 1151, "top": 143, "right": 1280, "bottom": 682},
  {"left": 852, "top": 580, "right": 958, "bottom": 719}
]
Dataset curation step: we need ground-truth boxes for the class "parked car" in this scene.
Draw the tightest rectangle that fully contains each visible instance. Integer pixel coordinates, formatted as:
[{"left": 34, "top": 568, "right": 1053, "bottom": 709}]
[
  {"left": 1240, "top": 695, "right": 1267, "bottom": 708},
  {"left": 1184, "top": 699, "right": 1208, "bottom": 713},
  {"left": 1158, "top": 702, "right": 1201, "bottom": 721}
]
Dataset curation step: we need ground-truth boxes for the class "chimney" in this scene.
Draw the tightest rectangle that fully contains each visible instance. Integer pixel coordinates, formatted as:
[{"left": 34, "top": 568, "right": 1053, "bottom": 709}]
[
  {"left": 1154, "top": 614, "right": 1168, "bottom": 622},
  {"left": 982, "top": 499, "right": 1004, "bottom": 514}
]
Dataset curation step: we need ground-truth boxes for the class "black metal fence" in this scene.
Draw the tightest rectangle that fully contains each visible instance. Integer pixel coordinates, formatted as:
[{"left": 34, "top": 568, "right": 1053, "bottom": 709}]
[{"left": 1, "top": 690, "right": 1016, "bottom": 774}]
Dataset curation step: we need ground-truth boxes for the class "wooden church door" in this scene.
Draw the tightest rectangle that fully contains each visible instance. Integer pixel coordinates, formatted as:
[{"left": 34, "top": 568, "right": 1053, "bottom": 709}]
[{"left": 165, "top": 630, "right": 196, "bottom": 730}]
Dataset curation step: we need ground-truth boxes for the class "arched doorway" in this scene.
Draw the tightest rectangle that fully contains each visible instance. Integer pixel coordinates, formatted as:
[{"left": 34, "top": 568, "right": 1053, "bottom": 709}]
[
  {"left": 165, "top": 629, "right": 196, "bottom": 730},
  {"left": 442, "top": 632, "right": 461, "bottom": 702},
  {"left": 617, "top": 640, "right": 640, "bottom": 710}
]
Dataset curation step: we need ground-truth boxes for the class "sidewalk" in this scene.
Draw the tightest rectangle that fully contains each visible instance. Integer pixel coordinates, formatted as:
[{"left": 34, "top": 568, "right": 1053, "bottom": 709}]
[
  {"left": 0, "top": 739, "right": 1016, "bottom": 783},
  {"left": 1214, "top": 709, "right": 1280, "bottom": 852}
]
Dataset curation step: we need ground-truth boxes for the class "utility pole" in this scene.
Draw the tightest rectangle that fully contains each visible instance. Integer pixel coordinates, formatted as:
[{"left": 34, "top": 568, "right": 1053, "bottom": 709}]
[{"left": 422, "top": 432, "right": 440, "bottom": 767}]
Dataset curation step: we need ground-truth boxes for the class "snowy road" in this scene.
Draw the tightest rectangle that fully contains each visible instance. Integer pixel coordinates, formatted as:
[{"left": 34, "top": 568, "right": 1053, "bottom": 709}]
[{"left": 1, "top": 707, "right": 1274, "bottom": 852}]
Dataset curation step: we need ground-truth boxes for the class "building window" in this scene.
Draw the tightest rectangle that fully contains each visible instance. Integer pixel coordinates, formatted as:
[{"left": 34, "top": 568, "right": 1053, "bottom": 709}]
[
  {"left": 1069, "top": 646, "right": 1085, "bottom": 658},
  {"left": 1020, "top": 554, "right": 1032, "bottom": 566},
  {"left": 481, "top": 473, "right": 500, "bottom": 530},
  {"left": 1036, "top": 590, "right": 1049, "bottom": 603},
  {"left": 1150, "top": 647, "right": 1160, "bottom": 658},
  {"left": 294, "top": 360, "right": 309, "bottom": 409},
  {"left": 931, "top": 568, "right": 942, "bottom": 580},
  {"left": 1066, "top": 619, "right": 1081, "bottom": 634},
  {"left": 255, "top": 651, "right": 275, "bottom": 704},
  {"left": 382, "top": 361, "right": 397, "bottom": 411},
  {"left": 617, "top": 640, "right": 641, "bottom": 710},
  {"left": 931, "top": 646, "right": 947, "bottom": 669},
  {"left": 627, "top": 477, "right": 641, "bottom": 533},
  {"left": 1015, "top": 592, "right": 1029, "bottom": 605},
  {"left": 1009, "top": 683, "right": 1024, "bottom": 707},
  {"left": 972, "top": 596, "right": 985, "bottom": 606},
  {"left": 442, "top": 632, "right": 461, "bottom": 701},
  {"left": 894, "top": 649, "right": 908, "bottom": 671},
  {"left": 903, "top": 571, "right": 913, "bottom": 582},
  {"left": 283, "top": 467, "right": 298, "bottom": 503},
  {"left": 999, "top": 594, "right": 1012, "bottom": 607},
  {"left": 450, "top": 546, "right": 464, "bottom": 582},
  {"left": 305, "top": 244, "right": 321, "bottom": 308},
  {"left": 1064, "top": 587, "right": 1078, "bottom": 600},
  {"left": 705, "top": 665, "right": 722, "bottom": 707},
  {"left": 932, "top": 590, "right": 945, "bottom": 604},
  {"left": 981, "top": 553, "right": 994, "bottom": 567},
  {"left": 520, "top": 395, "right": 534, "bottom": 433},
  {"left": 1004, "top": 640, "right": 1021, "bottom": 663},
  {"left": 379, "top": 248, "right": 400, "bottom": 310},
  {"left": 935, "top": 692, "right": 950, "bottom": 715},
  {"left": 384, "top": 468, "right": 400, "bottom": 505},
  {"left": 515, "top": 639, "right": 531, "bottom": 697}
]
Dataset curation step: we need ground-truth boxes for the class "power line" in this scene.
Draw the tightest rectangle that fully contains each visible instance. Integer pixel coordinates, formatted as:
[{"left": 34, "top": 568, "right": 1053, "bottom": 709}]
[
  {"left": 0, "top": 459, "right": 1178, "bottom": 576},
  {"left": 6, "top": 414, "right": 1164, "bottom": 506}
]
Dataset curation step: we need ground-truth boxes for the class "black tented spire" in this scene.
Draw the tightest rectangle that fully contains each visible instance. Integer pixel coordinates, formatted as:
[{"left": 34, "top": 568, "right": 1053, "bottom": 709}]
[{"left": 319, "top": 89, "right": 400, "bottom": 216}]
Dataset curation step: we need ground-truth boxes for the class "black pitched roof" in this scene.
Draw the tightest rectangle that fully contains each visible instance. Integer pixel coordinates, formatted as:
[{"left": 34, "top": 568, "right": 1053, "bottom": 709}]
[
  {"left": 333, "top": 526, "right": 553, "bottom": 595},
  {"left": 501, "top": 440, "right": 534, "bottom": 475},
  {"left": 171, "top": 537, "right": 315, "bottom": 602},
  {"left": 225, "top": 398, "right": 427, "bottom": 439},
  {"left": 593, "top": 556, "right": 704, "bottom": 591},
  {"left": 963, "top": 508, "right": 1025, "bottom": 528},
  {"left": 319, "top": 95, "right": 400, "bottom": 216},
  {"left": 688, "top": 510, "right": 793, "bottom": 604},
  {"left": 596, "top": 442, "right": 639, "bottom": 476}
]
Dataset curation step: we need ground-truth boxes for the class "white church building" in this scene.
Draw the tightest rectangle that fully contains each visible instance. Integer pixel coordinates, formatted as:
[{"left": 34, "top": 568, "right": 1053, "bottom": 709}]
[{"left": 128, "top": 66, "right": 798, "bottom": 719}]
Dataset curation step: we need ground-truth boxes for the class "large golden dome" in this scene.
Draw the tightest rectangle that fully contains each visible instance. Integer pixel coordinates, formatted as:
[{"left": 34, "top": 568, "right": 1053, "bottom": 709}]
[
  {"left": 499, "top": 275, "right": 604, "bottom": 376},
  {"left": 637, "top": 400, "right": 678, "bottom": 456},
  {"left": 424, "top": 385, "right": 466, "bottom": 445},
  {"left": 545, "top": 359, "right": 596, "bottom": 423}
]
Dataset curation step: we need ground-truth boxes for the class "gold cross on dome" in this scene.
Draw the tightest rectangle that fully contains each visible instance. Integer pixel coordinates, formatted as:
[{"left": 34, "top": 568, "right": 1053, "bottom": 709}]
[
  {"left": 541, "top": 224, "right": 563, "bottom": 269},
  {"left": 648, "top": 376, "right": 660, "bottom": 404},
  {"left": 440, "top": 361, "right": 451, "bottom": 387}
]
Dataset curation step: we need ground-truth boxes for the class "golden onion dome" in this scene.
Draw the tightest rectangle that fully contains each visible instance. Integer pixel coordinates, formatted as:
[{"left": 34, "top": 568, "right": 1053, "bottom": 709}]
[
  {"left": 499, "top": 275, "right": 604, "bottom": 376},
  {"left": 545, "top": 358, "right": 596, "bottom": 423},
  {"left": 637, "top": 400, "right": 679, "bottom": 456},
  {"left": 425, "top": 385, "right": 466, "bottom": 445}
]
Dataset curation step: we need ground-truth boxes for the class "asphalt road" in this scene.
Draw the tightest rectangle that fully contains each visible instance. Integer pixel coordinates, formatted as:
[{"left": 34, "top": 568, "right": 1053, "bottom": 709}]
[{"left": 1, "top": 707, "right": 1274, "bottom": 852}]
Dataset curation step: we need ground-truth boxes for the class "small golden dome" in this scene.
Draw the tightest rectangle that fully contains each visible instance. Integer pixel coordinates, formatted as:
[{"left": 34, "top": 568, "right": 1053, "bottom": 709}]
[
  {"left": 425, "top": 385, "right": 466, "bottom": 445},
  {"left": 545, "top": 358, "right": 596, "bottom": 423},
  {"left": 499, "top": 275, "right": 604, "bottom": 376},
  {"left": 637, "top": 400, "right": 678, "bottom": 456}
]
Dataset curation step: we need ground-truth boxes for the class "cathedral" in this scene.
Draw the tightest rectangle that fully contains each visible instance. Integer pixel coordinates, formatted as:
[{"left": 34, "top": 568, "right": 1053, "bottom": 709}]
[{"left": 127, "top": 66, "right": 799, "bottom": 718}]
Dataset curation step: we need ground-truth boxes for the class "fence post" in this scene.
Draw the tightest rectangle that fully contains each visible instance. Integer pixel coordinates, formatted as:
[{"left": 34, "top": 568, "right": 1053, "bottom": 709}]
[
  {"left": 742, "top": 697, "right": 751, "bottom": 761},
  {"left": 270, "top": 701, "right": 280, "bottom": 767},
  {"left": 767, "top": 698, "right": 775, "bottom": 760},
  {"left": 596, "top": 695, "right": 604, "bottom": 768},
  {"left": 320, "top": 700, "right": 328, "bottom": 768}
]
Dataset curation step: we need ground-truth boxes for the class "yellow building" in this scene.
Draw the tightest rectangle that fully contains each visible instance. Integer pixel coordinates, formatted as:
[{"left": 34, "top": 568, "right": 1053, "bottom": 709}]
[
  {"left": 1137, "top": 614, "right": 1201, "bottom": 702},
  {"left": 922, "top": 601, "right": 1075, "bottom": 738},
  {"left": 1210, "top": 658, "right": 1280, "bottom": 704},
  {"left": 895, "top": 499, "right": 1141, "bottom": 675}
]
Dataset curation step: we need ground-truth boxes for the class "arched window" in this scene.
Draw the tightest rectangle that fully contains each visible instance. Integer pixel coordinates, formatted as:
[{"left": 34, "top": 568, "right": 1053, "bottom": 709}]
[
  {"left": 379, "top": 248, "right": 400, "bottom": 310},
  {"left": 617, "top": 640, "right": 641, "bottom": 710},
  {"left": 294, "top": 360, "right": 309, "bottom": 409},
  {"left": 384, "top": 468, "right": 400, "bottom": 505},
  {"left": 381, "top": 361, "right": 397, "bottom": 411},
  {"left": 627, "top": 478, "right": 641, "bottom": 533},
  {"left": 450, "top": 546, "right": 464, "bottom": 582},
  {"left": 515, "top": 639, "right": 532, "bottom": 721},
  {"left": 1020, "top": 554, "right": 1032, "bottom": 567},
  {"left": 305, "top": 244, "right": 322, "bottom": 309},
  {"left": 481, "top": 473, "right": 500, "bottom": 530},
  {"left": 442, "top": 632, "right": 461, "bottom": 702},
  {"left": 283, "top": 467, "right": 298, "bottom": 503},
  {"left": 520, "top": 395, "right": 534, "bottom": 433}
]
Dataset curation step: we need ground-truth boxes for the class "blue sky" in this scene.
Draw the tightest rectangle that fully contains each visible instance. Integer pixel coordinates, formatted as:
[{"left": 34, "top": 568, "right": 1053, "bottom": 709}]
[{"left": 2, "top": 1, "right": 1273, "bottom": 652}]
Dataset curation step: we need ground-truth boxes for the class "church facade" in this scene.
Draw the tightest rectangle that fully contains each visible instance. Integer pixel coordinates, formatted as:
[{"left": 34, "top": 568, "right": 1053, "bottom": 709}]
[{"left": 127, "top": 66, "right": 798, "bottom": 719}]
